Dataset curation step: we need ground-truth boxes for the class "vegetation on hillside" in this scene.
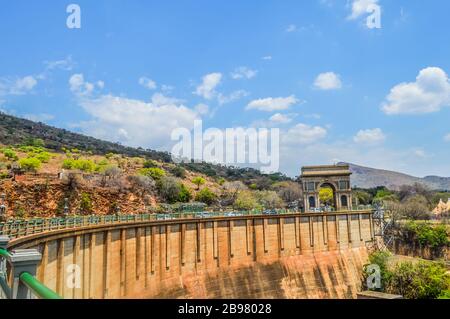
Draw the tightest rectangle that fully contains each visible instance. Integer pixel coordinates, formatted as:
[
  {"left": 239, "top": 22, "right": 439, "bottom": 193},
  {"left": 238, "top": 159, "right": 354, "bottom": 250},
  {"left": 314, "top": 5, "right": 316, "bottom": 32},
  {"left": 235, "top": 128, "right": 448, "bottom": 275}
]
[{"left": 363, "top": 251, "right": 450, "bottom": 299}]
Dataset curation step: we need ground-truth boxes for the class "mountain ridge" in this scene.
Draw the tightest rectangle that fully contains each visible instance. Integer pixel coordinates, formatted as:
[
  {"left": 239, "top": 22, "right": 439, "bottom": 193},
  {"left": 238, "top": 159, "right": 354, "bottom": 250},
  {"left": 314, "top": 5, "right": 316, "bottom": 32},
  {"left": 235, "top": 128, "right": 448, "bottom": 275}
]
[{"left": 341, "top": 162, "right": 450, "bottom": 191}]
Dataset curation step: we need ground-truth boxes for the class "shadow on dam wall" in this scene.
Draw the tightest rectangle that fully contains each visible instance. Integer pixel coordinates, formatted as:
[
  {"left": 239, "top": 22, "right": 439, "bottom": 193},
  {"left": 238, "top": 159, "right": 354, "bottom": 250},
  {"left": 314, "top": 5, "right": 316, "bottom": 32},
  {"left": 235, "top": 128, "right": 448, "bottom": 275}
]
[{"left": 9, "top": 211, "right": 375, "bottom": 299}]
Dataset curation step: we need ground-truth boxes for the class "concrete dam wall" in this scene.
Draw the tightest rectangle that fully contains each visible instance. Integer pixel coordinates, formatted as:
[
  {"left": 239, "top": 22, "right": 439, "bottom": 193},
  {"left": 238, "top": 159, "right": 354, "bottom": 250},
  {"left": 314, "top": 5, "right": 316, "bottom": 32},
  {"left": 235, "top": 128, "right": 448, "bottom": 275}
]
[{"left": 8, "top": 211, "right": 375, "bottom": 299}]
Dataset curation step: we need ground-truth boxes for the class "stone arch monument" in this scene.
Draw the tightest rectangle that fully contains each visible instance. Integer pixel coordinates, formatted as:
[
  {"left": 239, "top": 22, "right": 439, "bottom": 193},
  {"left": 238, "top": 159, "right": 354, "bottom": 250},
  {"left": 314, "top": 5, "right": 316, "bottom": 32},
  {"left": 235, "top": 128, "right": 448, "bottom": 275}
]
[{"left": 300, "top": 164, "right": 353, "bottom": 212}]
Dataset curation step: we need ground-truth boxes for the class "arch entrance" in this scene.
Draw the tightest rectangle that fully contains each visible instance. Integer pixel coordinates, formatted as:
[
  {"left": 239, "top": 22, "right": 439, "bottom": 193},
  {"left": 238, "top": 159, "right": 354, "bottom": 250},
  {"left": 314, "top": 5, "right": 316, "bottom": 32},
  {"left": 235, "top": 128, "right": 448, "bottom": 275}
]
[{"left": 300, "top": 164, "right": 353, "bottom": 212}]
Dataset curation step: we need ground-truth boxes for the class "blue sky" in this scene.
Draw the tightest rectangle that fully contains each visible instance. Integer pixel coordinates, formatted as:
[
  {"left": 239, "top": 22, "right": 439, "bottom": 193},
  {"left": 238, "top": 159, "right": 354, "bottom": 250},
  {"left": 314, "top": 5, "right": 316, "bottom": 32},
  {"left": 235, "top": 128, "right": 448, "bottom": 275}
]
[{"left": 1, "top": 0, "right": 450, "bottom": 177}]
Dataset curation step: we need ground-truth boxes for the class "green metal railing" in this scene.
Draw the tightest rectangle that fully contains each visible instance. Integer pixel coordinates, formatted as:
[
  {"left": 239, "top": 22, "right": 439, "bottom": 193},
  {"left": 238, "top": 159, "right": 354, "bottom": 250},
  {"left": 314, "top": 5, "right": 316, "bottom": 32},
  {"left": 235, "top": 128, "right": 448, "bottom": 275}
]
[
  {"left": 0, "top": 242, "right": 61, "bottom": 299},
  {"left": 19, "top": 272, "right": 62, "bottom": 299},
  {"left": 0, "top": 206, "right": 374, "bottom": 240}
]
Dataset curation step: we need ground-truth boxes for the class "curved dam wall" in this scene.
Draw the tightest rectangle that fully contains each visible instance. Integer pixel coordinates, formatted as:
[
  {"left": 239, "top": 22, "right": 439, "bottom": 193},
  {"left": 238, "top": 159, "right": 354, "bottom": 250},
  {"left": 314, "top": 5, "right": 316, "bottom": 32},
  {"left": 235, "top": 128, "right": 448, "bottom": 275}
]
[{"left": 9, "top": 211, "right": 375, "bottom": 299}]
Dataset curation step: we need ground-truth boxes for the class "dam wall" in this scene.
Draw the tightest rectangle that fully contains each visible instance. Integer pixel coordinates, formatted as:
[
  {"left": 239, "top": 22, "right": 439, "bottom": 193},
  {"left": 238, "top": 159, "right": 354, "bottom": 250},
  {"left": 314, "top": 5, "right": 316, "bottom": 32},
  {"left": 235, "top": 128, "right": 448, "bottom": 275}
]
[{"left": 8, "top": 211, "right": 375, "bottom": 299}]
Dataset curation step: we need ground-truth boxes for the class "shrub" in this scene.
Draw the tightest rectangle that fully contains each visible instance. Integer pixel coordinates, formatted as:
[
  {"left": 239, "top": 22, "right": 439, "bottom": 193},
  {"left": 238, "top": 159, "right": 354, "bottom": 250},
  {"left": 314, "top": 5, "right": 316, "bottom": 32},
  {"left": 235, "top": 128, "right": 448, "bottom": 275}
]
[
  {"left": 79, "top": 193, "right": 93, "bottom": 214},
  {"left": 195, "top": 187, "right": 217, "bottom": 205},
  {"left": 34, "top": 151, "right": 52, "bottom": 163},
  {"left": 234, "top": 190, "right": 260, "bottom": 210},
  {"left": 157, "top": 176, "right": 181, "bottom": 204},
  {"left": 3, "top": 149, "right": 18, "bottom": 161},
  {"left": 170, "top": 166, "right": 186, "bottom": 178},
  {"left": 404, "top": 221, "right": 449, "bottom": 248},
  {"left": 178, "top": 184, "right": 192, "bottom": 203},
  {"left": 143, "top": 160, "right": 158, "bottom": 168},
  {"left": 192, "top": 176, "right": 206, "bottom": 190},
  {"left": 138, "top": 167, "right": 166, "bottom": 181},
  {"left": 256, "top": 190, "right": 284, "bottom": 209},
  {"left": 61, "top": 158, "right": 96, "bottom": 172},
  {"left": 18, "top": 157, "right": 41, "bottom": 172}
]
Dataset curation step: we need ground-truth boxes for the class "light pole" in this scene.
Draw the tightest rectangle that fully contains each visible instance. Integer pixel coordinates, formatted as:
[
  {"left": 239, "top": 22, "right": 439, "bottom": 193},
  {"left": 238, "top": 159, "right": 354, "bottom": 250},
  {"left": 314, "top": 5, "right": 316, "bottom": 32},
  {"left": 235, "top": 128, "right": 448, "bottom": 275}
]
[
  {"left": 63, "top": 198, "right": 69, "bottom": 217},
  {"left": 0, "top": 193, "right": 6, "bottom": 222}
]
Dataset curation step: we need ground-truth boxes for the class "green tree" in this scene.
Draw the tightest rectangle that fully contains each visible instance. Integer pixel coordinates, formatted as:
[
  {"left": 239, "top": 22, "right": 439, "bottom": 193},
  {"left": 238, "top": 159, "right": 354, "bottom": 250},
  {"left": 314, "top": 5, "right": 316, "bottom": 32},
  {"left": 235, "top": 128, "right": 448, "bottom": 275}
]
[
  {"left": 19, "top": 157, "right": 41, "bottom": 172},
  {"left": 234, "top": 191, "right": 260, "bottom": 210},
  {"left": 178, "top": 184, "right": 192, "bottom": 203},
  {"left": 195, "top": 187, "right": 217, "bottom": 205},
  {"left": 79, "top": 192, "right": 93, "bottom": 214},
  {"left": 192, "top": 176, "right": 206, "bottom": 190},
  {"left": 139, "top": 167, "right": 166, "bottom": 181},
  {"left": 3, "top": 149, "right": 18, "bottom": 161},
  {"left": 319, "top": 187, "right": 334, "bottom": 206}
]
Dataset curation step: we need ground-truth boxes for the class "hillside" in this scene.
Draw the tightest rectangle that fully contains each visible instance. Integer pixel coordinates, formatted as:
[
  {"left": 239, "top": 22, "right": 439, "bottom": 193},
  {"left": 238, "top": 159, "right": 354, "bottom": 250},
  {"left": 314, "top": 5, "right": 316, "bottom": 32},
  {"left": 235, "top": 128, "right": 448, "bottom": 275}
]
[
  {"left": 344, "top": 162, "right": 450, "bottom": 191},
  {"left": 0, "top": 112, "right": 289, "bottom": 185}
]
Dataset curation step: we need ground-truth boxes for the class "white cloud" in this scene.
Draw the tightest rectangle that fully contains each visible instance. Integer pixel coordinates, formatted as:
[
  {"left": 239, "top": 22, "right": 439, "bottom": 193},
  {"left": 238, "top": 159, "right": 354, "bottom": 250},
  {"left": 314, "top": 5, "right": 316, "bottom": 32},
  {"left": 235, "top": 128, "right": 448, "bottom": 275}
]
[
  {"left": 348, "top": 0, "right": 379, "bottom": 20},
  {"left": 381, "top": 67, "right": 450, "bottom": 115},
  {"left": 138, "top": 77, "right": 157, "bottom": 90},
  {"left": 246, "top": 95, "right": 299, "bottom": 112},
  {"left": 230, "top": 67, "right": 257, "bottom": 80},
  {"left": 218, "top": 90, "right": 249, "bottom": 105},
  {"left": 353, "top": 128, "right": 386, "bottom": 144},
  {"left": 444, "top": 133, "right": 450, "bottom": 142},
  {"left": 285, "top": 24, "right": 297, "bottom": 32},
  {"left": 24, "top": 113, "right": 55, "bottom": 123},
  {"left": 314, "top": 72, "right": 342, "bottom": 90},
  {"left": 195, "top": 103, "right": 209, "bottom": 115},
  {"left": 0, "top": 75, "right": 38, "bottom": 96},
  {"left": 269, "top": 113, "right": 292, "bottom": 124},
  {"left": 283, "top": 123, "right": 327, "bottom": 145},
  {"left": 77, "top": 93, "right": 199, "bottom": 150},
  {"left": 194, "top": 72, "right": 222, "bottom": 100},
  {"left": 262, "top": 56, "right": 272, "bottom": 60},
  {"left": 69, "top": 73, "right": 103, "bottom": 96},
  {"left": 44, "top": 56, "right": 75, "bottom": 71}
]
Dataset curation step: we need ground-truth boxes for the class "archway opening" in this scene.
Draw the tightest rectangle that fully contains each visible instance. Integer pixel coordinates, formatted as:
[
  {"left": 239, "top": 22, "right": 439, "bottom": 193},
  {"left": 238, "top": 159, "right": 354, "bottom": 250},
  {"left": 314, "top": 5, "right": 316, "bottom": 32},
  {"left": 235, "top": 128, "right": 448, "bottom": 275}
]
[{"left": 319, "top": 183, "right": 336, "bottom": 211}]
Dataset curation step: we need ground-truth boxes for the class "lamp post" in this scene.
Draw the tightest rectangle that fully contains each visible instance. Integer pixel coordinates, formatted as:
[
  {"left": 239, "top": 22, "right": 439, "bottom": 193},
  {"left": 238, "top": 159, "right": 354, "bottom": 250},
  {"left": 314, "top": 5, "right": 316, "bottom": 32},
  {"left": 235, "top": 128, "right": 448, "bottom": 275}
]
[
  {"left": 0, "top": 193, "right": 6, "bottom": 222},
  {"left": 63, "top": 198, "right": 69, "bottom": 217}
]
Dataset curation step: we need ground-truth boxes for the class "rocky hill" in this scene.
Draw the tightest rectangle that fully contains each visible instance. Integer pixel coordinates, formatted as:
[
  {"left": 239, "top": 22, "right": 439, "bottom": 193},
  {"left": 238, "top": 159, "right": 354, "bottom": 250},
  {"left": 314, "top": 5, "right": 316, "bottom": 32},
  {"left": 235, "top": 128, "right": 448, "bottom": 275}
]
[{"left": 344, "top": 162, "right": 450, "bottom": 191}]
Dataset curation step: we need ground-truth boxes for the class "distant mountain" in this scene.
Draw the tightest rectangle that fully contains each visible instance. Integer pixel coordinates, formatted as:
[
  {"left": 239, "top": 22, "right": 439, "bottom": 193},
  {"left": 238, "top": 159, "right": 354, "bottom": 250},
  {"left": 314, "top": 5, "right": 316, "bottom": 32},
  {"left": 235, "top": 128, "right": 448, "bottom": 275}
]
[{"left": 342, "top": 162, "right": 450, "bottom": 191}]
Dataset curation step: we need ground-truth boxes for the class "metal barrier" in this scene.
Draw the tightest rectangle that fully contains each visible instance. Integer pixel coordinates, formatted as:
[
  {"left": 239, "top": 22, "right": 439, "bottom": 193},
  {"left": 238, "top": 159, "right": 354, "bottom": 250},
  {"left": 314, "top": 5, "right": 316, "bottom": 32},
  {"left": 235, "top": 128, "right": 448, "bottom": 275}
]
[
  {"left": 0, "top": 235, "right": 61, "bottom": 299},
  {"left": 0, "top": 206, "right": 374, "bottom": 240}
]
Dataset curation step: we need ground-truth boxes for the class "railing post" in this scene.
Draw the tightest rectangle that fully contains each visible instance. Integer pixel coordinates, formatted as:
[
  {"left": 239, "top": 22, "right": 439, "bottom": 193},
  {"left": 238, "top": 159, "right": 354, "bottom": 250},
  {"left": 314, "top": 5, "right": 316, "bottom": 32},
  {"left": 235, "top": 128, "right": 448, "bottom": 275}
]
[{"left": 9, "top": 249, "right": 42, "bottom": 299}]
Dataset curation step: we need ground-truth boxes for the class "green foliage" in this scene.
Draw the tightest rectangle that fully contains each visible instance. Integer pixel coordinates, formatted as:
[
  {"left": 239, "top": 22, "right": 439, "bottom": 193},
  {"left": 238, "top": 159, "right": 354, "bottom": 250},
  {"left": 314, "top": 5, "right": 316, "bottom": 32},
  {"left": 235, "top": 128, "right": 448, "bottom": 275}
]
[
  {"left": 195, "top": 187, "right": 217, "bottom": 205},
  {"left": 138, "top": 167, "right": 166, "bottom": 181},
  {"left": 178, "top": 184, "right": 192, "bottom": 203},
  {"left": 234, "top": 190, "right": 261, "bottom": 210},
  {"left": 157, "top": 176, "right": 182, "bottom": 204},
  {"left": 192, "top": 176, "right": 206, "bottom": 190},
  {"left": 79, "top": 192, "right": 93, "bottom": 214},
  {"left": 33, "top": 151, "right": 52, "bottom": 163},
  {"left": 24, "top": 137, "right": 45, "bottom": 147},
  {"left": 18, "top": 157, "right": 41, "bottom": 172},
  {"left": 353, "top": 189, "right": 373, "bottom": 205},
  {"left": 364, "top": 251, "right": 450, "bottom": 299},
  {"left": 249, "top": 183, "right": 258, "bottom": 190},
  {"left": 62, "top": 158, "right": 97, "bottom": 172},
  {"left": 364, "top": 251, "right": 392, "bottom": 291},
  {"left": 170, "top": 166, "right": 186, "bottom": 178},
  {"left": 2, "top": 148, "right": 18, "bottom": 160},
  {"left": 105, "top": 152, "right": 115, "bottom": 160},
  {"left": 255, "top": 190, "right": 284, "bottom": 209},
  {"left": 319, "top": 187, "right": 334, "bottom": 206},
  {"left": 143, "top": 160, "right": 158, "bottom": 168},
  {"left": 404, "top": 221, "right": 449, "bottom": 248},
  {"left": 389, "top": 261, "right": 450, "bottom": 299},
  {"left": 217, "top": 177, "right": 226, "bottom": 186}
]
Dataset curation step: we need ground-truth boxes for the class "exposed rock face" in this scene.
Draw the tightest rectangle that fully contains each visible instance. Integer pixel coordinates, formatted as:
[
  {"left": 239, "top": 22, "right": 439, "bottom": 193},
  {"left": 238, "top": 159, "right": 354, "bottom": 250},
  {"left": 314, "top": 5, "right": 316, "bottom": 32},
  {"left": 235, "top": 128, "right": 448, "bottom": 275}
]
[{"left": 432, "top": 199, "right": 450, "bottom": 217}]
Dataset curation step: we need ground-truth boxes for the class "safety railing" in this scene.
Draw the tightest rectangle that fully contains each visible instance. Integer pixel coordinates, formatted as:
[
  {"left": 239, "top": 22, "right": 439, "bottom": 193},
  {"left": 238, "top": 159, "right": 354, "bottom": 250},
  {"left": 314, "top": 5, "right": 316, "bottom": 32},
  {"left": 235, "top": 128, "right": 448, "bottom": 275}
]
[
  {"left": 0, "top": 209, "right": 298, "bottom": 239},
  {"left": 0, "top": 206, "right": 374, "bottom": 240},
  {"left": 0, "top": 236, "right": 61, "bottom": 299}
]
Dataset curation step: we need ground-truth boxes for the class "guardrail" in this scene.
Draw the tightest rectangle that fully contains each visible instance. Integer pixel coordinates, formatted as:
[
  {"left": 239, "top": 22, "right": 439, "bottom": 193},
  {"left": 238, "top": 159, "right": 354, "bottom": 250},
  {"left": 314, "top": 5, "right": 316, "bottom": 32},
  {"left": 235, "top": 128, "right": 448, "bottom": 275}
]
[
  {"left": 0, "top": 236, "right": 61, "bottom": 299},
  {"left": 0, "top": 206, "right": 374, "bottom": 240}
]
